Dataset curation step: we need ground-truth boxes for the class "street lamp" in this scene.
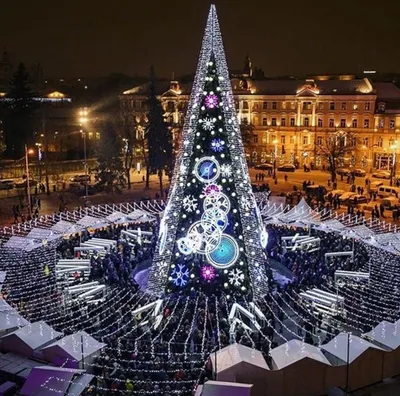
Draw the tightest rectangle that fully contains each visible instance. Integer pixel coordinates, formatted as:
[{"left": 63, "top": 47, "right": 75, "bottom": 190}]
[
  {"left": 35, "top": 143, "right": 43, "bottom": 182},
  {"left": 272, "top": 139, "right": 278, "bottom": 179},
  {"left": 25, "top": 145, "right": 34, "bottom": 217},
  {"left": 78, "top": 108, "right": 89, "bottom": 199}
]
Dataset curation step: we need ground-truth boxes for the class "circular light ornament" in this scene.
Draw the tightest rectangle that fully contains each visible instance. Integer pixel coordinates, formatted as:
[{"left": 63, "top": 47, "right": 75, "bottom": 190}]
[
  {"left": 260, "top": 228, "right": 269, "bottom": 249},
  {"left": 204, "top": 183, "right": 220, "bottom": 196},
  {"left": 177, "top": 237, "right": 195, "bottom": 255},
  {"left": 206, "top": 234, "right": 239, "bottom": 269},
  {"left": 202, "top": 207, "right": 228, "bottom": 231},
  {"left": 187, "top": 220, "right": 222, "bottom": 254},
  {"left": 194, "top": 157, "right": 220, "bottom": 183},
  {"left": 205, "top": 93, "right": 219, "bottom": 109},
  {"left": 203, "top": 192, "right": 231, "bottom": 214}
]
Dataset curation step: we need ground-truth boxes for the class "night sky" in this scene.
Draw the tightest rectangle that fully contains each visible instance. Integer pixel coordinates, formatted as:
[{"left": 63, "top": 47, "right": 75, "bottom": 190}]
[{"left": 1, "top": 0, "right": 400, "bottom": 79}]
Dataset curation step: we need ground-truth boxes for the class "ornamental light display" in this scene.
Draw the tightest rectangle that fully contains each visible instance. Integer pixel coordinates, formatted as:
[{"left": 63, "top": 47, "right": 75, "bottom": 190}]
[{"left": 147, "top": 5, "right": 269, "bottom": 300}]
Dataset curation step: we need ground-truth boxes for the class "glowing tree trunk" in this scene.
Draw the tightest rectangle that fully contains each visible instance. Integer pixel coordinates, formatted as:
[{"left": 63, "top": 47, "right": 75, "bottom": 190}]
[{"left": 147, "top": 5, "right": 269, "bottom": 301}]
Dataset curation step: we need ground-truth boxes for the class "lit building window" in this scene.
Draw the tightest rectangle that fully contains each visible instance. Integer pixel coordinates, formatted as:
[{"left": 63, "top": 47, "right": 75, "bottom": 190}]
[
  {"left": 272, "top": 101, "right": 277, "bottom": 110},
  {"left": 95, "top": 132, "right": 100, "bottom": 139},
  {"left": 317, "top": 118, "right": 323, "bottom": 127},
  {"left": 341, "top": 102, "right": 347, "bottom": 110},
  {"left": 281, "top": 118, "right": 286, "bottom": 127},
  {"left": 290, "top": 136, "right": 295, "bottom": 144},
  {"left": 329, "top": 119, "right": 335, "bottom": 128},
  {"left": 281, "top": 135, "right": 285, "bottom": 144},
  {"left": 378, "top": 102, "right": 386, "bottom": 112},
  {"left": 365, "top": 102, "right": 371, "bottom": 111},
  {"left": 390, "top": 119, "right": 395, "bottom": 129},
  {"left": 364, "top": 119, "right": 370, "bottom": 128},
  {"left": 378, "top": 119, "right": 384, "bottom": 129},
  {"left": 353, "top": 103, "right": 358, "bottom": 110},
  {"left": 352, "top": 119, "right": 358, "bottom": 128},
  {"left": 302, "top": 136, "right": 309, "bottom": 145},
  {"left": 340, "top": 119, "right": 346, "bottom": 128},
  {"left": 271, "top": 118, "right": 277, "bottom": 126},
  {"left": 318, "top": 102, "right": 324, "bottom": 110}
]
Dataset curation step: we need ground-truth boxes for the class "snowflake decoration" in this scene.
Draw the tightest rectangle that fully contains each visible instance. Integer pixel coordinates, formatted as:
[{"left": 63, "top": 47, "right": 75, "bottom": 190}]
[
  {"left": 183, "top": 195, "right": 198, "bottom": 212},
  {"left": 200, "top": 116, "right": 215, "bottom": 131},
  {"left": 211, "top": 138, "right": 225, "bottom": 153},
  {"left": 205, "top": 93, "right": 218, "bottom": 109},
  {"left": 171, "top": 264, "right": 189, "bottom": 287},
  {"left": 204, "top": 184, "right": 220, "bottom": 196},
  {"left": 220, "top": 164, "right": 232, "bottom": 177},
  {"left": 228, "top": 268, "right": 245, "bottom": 286},
  {"left": 201, "top": 265, "right": 216, "bottom": 281}
]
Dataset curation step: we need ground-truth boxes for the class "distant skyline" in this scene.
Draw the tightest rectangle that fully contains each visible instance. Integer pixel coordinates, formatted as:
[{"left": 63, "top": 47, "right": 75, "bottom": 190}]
[{"left": 1, "top": 0, "right": 400, "bottom": 79}]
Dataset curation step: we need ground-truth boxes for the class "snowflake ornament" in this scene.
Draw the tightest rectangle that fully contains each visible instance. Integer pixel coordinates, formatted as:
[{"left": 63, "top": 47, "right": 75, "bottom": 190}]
[
  {"left": 240, "top": 195, "right": 253, "bottom": 211},
  {"left": 228, "top": 268, "right": 245, "bottom": 286},
  {"left": 201, "top": 265, "right": 216, "bottom": 281},
  {"left": 220, "top": 164, "right": 232, "bottom": 177},
  {"left": 205, "top": 93, "right": 219, "bottom": 109},
  {"left": 211, "top": 138, "right": 225, "bottom": 153},
  {"left": 171, "top": 264, "right": 190, "bottom": 287},
  {"left": 200, "top": 116, "right": 216, "bottom": 131},
  {"left": 183, "top": 195, "right": 198, "bottom": 212}
]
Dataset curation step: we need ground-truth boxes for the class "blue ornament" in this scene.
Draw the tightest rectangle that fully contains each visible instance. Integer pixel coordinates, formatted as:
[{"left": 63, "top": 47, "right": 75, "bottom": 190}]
[
  {"left": 206, "top": 235, "right": 239, "bottom": 269},
  {"left": 211, "top": 138, "right": 225, "bottom": 153},
  {"left": 171, "top": 264, "right": 190, "bottom": 287}
]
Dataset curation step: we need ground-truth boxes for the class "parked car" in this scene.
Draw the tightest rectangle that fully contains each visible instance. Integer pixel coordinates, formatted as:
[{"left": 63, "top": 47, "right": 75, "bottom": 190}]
[
  {"left": 381, "top": 197, "right": 400, "bottom": 209},
  {"left": 347, "top": 194, "right": 368, "bottom": 204},
  {"left": 372, "top": 170, "right": 391, "bottom": 179},
  {"left": 305, "top": 185, "right": 327, "bottom": 199},
  {"left": 353, "top": 168, "right": 366, "bottom": 177},
  {"left": 338, "top": 192, "right": 356, "bottom": 202},
  {"left": 337, "top": 168, "right": 352, "bottom": 176},
  {"left": 254, "top": 163, "right": 273, "bottom": 170},
  {"left": 377, "top": 185, "right": 400, "bottom": 198},
  {"left": 358, "top": 202, "right": 377, "bottom": 212},
  {"left": 0, "top": 179, "right": 14, "bottom": 190},
  {"left": 70, "top": 174, "right": 91, "bottom": 183},
  {"left": 324, "top": 189, "right": 345, "bottom": 200},
  {"left": 14, "top": 179, "right": 38, "bottom": 188},
  {"left": 277, "top": 164, "right": 295, "bottom": 172},
  {"left": 369, "top": 181, "right": 383, "bottom": 191}
]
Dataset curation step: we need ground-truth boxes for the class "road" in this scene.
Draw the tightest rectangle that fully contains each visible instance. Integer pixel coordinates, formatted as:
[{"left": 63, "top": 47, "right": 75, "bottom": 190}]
[{"left": 0, "top": 167, "right": 394, "bottom": 226}]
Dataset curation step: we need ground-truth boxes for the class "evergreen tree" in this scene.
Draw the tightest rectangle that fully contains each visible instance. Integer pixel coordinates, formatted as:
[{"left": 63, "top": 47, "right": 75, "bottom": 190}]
[
  {"left": 4, "top": 63, "right": 36, "bottom": 158},
  {"left": 145, "top": 66, "right": 173, "bottom": 198},
  {"left": 96, "top": 121, "right": 124, "bottom": 192}
]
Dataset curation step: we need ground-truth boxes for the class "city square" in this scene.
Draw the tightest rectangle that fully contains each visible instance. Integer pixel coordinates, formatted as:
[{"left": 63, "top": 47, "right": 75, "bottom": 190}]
[{"left": 1, "top": 2, "right": 400, "bottom": 396}]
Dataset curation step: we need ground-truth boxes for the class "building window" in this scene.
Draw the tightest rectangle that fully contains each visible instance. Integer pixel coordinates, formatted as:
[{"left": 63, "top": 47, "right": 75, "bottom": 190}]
[
  {"left": 329, "top": 118, "right": 335, "bottom": 128},
  {"left": 271, "top": 118, "right": 277, "bottom": 126},
  {"left": 318, "top": 102, "right": 324, "bottom": 110},
  {"left": 316, "top": 136, "right": 322, "bottom": 146},
  {"left": 352, "top": 119, "right": 358, "bottom": 128},
  {"left": 243, "top": 101, "right": 249, "bottom": 110},
  {"left": 329, "top": 102, "right": 335, "bottom": 110},
  {"left": 281, "top": 101, "right": 287, "bottom": 109},
  {"left": 364, "top": 119, "right": 370, "bottom": 128},
  {"left": 262, "top": 117, "right": 267, "bottom": 126},
  {"left": 341, "top": 102, "right": 347, "bottom": 110},
  {"left": 304, "top": 117, "right": 310, "bottom": 127},
  {"left": 378, "top": 102, "right": 386, "bottom": 112},
  {"left": 390, "top": 119, "right": 395, "bottom": 129},
  {"left": 281, "top": 118, "right": 286, "bottom": 127},
  {"left": 290, "top": 118, "right": 295, "bottom": 127},
  {"left": 378, "top": 119, "right": 384, "bottom": 129},
  {"left": 290, "top": 136, "right": 295, "bottom": 144},
  {"left": 362, "top": 137, "right": 369, "bottom": 146},
  {"left": 377, "top": 137, "right": 383, "bottom": 148},
  {"left": 242, "top": 117, "right": 248, "bottom": 124},
  {"left": 303, "top": 102, "right": 312, "bottom": 110},
  {"left": 317, "top": 118, "right": 323, "bottom": 127},
  {"left": 253, "top": 103, "right": 259, "bottom": 111},
  {"left": 253, "top": 135, "right": 258, "bottom": 144},
  {"left": 272, "top": 101, "right": 277, "bottom": 110},
  {"left": 353, "top": 103, "right": 358, "bottom": 110},
  {"left": 281, "top": 135, "right": 286, "bottom": 145},
  {"left": 365, "top": 102, "right": 370, "bottom": 111},
  {"left": 340, "top": 119, "right": 346, "bottom": 128},
  {"left": 95, "top": 132, "right": 100, "bottom": 140},
  {"left": 290, "top": 102, "right": 296, "bottom": 110},
  {"left": 302, "top": 136, "right": 309, "bottom": 145},
  {"left": 263, "top": 102, "right": 268, "bottom": 109}
]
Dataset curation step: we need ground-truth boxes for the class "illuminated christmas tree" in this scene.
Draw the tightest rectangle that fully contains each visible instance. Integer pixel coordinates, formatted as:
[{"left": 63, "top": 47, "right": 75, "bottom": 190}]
[{"left": 148, "top": 5, "right": 269, "bottom": 300}]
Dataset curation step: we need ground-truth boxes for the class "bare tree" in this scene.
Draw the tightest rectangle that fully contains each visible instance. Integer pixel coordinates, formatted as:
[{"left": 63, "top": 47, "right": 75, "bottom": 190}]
[{"left": 315, "top": 130, "right": 358, "bottom": 182}]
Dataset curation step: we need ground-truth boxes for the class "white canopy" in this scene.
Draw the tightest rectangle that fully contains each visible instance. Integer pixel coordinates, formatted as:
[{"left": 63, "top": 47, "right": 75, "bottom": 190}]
[
  {"left": 270, "top": 339, "right": 331, "bottom": 369},
  {"left": 278, "top": 198, "right": 321, "bottom": 225},
  {"left": 127, "top": 209, "right": 157, "bottom": 222},
  {"left": 41, "top": 331, "right": 105, "bottom": 365},
  {"left": 0, "top": 271, "right": 5, "bottom": 292},
  {"left": 321, "top": 332, "right": 382, "bottom": 363},
  {"left": 51, "top": 220, "right": 82, "bottom": 235},
  {"left": 3, "top": 236, "right": 43, "bottom": 252},
  {"left": 0, "top": 299, "right": 29, "bottom": 333},
  {"left": 26, "top": 228, "right": 61, "bottom": 242},
  {"left": 1, "top": 321, "right": 61, "bottom": 356},
  {"left": 363, "top": 321, "right": 400, "bottom": 350},
  {"left": 76, "top": 215, "right": 109, "bottom": 229}
]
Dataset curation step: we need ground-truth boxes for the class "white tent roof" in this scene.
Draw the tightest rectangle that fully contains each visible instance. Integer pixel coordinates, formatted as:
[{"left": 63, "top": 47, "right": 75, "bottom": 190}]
[
  {"left": 0, "top": 271, "right": 5, "bottom": 292},
  {"left": 106, "top": 211, "right": 127, "bottom": 223},
  {"left": 26, "top": 228, "right": 61, "bottom": 242},
  {"left": 51, "top": 220, "right": 82, "bottom": 235},
  {"left": 2, "top": 321, "right": 61, "bottom": 350},
  {"left": 76, "top": 215, "right": 109, "bottom": 229},
  {"left": 41, "top": 331, "right": 105, "bottom": 361},
  {"left": 278, "top": 198, "right": 320, "bottom": 225},
  {"left": 321, "top": 332, "right": 383, "bottom": 363},
  {"left": 0, "top": 300, "right": 29, "bottom": 332},
  {"left": 270, "top": 339, "right": 331, "bottom": 369},
  {"left": 211, "top": 343, "right": 269, "bottom": 372},
  {"left": 127, "top": 209, "right": 157, "bottom": 222},
  {"left": 363, "top": 321, "right": 400, "bottom": 350},
  {"left": 3, "top": 236, "right": 42, "bottom": 252}
]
